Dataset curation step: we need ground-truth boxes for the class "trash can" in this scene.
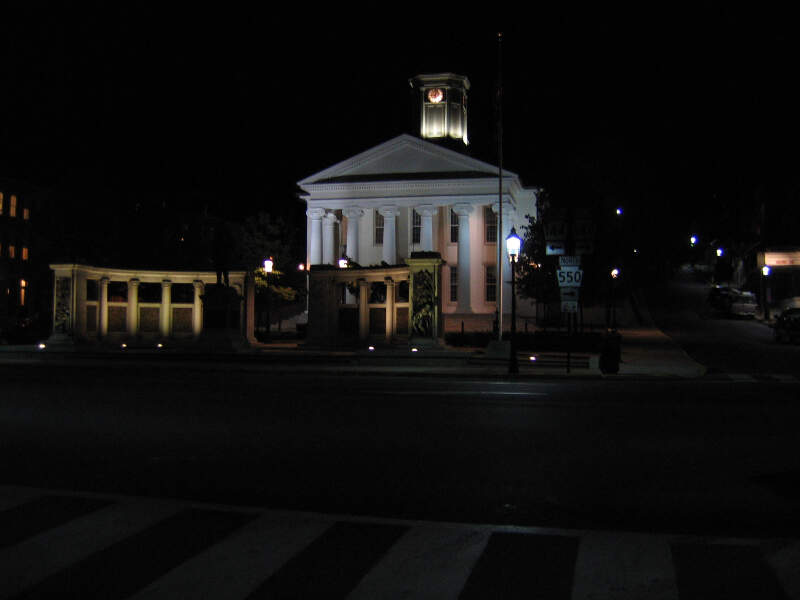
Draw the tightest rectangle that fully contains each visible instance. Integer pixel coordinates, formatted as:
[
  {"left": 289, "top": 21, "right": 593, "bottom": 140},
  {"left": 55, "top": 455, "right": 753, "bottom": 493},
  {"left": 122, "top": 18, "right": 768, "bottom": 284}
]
[{"left": 599, "top": 331, "right": 621, "bottom": 374}]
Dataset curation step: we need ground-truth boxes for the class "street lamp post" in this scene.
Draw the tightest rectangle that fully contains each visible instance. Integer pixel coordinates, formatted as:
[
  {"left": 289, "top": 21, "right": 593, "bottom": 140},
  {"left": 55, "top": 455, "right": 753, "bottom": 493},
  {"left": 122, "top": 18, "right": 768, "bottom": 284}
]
[
  {"left": 506, "top": 227, "right": 521, "bottom": 374},
  {"left": 762, "top": 265, "right": 771, "bottom": 321},
  {"left": 264, "top": 257, "right": 273, "bottom": 341},
  {"left": 610, "top": 268, "right": 620, "bottom": 330}
]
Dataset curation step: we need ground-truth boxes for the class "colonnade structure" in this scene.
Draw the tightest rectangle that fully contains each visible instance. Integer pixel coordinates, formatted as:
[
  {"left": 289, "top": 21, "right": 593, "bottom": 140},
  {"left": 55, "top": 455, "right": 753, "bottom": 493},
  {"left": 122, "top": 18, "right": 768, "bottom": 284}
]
[
  {"left": 299, "top": 133, "right": 539, "bottom": 338},
  {"left": 47, "top": 264, "right": 255, "bottom": 345}
]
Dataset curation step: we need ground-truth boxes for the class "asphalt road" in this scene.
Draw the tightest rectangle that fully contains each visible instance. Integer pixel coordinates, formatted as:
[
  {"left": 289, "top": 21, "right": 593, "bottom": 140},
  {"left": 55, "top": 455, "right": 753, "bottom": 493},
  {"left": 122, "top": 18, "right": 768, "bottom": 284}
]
[
  {"left": 2, "top": 360, "right": 799, "bottom": 538},
  {"left": 646, "top": 272, "right": 800, "bottom": 374}
]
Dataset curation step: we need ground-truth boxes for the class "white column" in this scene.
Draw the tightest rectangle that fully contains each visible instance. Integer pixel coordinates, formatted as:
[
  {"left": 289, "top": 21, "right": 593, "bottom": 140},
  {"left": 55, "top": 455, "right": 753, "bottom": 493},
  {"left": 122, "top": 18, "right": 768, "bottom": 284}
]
[
  {"left": 99, "top": 277, "right": 109, "bottom": 338},
  {"left": 379, "top": 206, "right": 399, "bottom": 265},
  {"left": 417, "top": 205, "right": 437, "bottom": 252},
  {"left": 342, "top": 207, "right": 364, "bottom": 263},
  {"left": 493, "top": 203, "right": 516, "bottom": 319},
  {"left": 453, "top": 204, "right": 474, "bottom": 313},
  {"left": 160, "top": 280, "right": 172, "bottom": 337},
  {"left": 385, "top": 278, "right": 396, "bottom": 341},
  {"left": 307, "top": 208, "right": 325, "bottom": 265},
  {"left": 127, "top": 279, "right": 140, "bottom": 336},
  {"left": 322, "top": 212, "right": 338, "bottom": 265},
  {"left": 192, "top": 280, "right": 204, "bottom": 337}
]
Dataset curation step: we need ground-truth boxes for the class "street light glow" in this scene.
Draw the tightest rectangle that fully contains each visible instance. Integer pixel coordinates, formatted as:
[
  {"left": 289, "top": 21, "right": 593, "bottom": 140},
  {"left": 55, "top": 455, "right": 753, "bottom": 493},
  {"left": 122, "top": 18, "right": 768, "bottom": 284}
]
[
  {"left": 506, "top": 227, "right": 521, "bottom": 263},
  {"left": 762, "top": 265, "right": 771, "bottom": 276},
  {"left": 338, "top": 256, "right": 348, "bottom": 268},
  {"left": 690, "top": 235, "right": 697, "bottom": 246},
  {"left": 611, "top": 268, "right": 620, "bottom": 279},
  {"left": 717, "top": 248, "right": 724, "bottom": 257},
  {"left": 616, "top": 207, "right": 623, "bottom": 215},
  {"left": 264, "top": 257, "right": 274, "bottom": 273}
]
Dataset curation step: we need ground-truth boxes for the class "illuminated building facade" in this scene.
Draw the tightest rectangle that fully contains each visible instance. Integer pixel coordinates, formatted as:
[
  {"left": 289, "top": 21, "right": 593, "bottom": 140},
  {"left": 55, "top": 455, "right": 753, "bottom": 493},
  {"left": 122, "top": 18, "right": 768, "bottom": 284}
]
[{"left": 299, "top": 74, "right": 539, "bottom": 334}]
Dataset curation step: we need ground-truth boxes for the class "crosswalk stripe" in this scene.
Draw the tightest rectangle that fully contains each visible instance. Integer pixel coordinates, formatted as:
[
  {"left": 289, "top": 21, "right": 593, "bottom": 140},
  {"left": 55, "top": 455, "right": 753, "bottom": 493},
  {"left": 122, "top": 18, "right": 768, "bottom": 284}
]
[
  {"left": 246, "top": 521, "right": 408, "bottom": 599},
  {"left": 0, "top": 494, "right": 111, "bottom": 550},
  {"left": 0, "top": 499, "right": 180, "bottom": 600},
  {"left": 128, "top": 512, "right": 332, "bottom": 600},
  {"left": 346, "top": 524, "right": 490, "bottom": 600},
  {"left": 765, "top": 541, "right": 800, "bottom": 600},
  {"left": 12, "top": 507, "right": 256, "bottom": 600},
  {"left": 570, "top": 532, "right": 678, "bottom": 600}
]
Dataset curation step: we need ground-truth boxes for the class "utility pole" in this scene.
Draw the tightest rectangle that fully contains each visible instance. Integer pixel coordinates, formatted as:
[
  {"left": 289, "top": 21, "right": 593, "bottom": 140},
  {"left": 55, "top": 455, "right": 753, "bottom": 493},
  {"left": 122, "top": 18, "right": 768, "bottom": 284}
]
[{"left": 496, "top": 31, "right": 504, "bottom": 341}]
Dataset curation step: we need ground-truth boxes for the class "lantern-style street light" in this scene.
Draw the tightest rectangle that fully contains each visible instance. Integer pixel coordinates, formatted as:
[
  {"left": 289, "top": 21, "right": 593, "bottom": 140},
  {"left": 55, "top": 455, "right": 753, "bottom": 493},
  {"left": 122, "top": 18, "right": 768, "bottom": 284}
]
[
  {"left": 762, "top": 265, "right": 772, "bottom": 321},
  {"left": 506, "top": 227, "right": 521, "bottom": 374},
  {"left": 264, "top": 257, "right": 273, "bottom": 341}
]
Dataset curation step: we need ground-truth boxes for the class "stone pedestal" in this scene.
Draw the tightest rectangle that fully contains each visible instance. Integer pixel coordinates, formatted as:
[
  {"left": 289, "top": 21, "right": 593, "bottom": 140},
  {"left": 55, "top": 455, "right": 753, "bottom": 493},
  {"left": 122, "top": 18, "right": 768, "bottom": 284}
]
[
  {"left": 406, "top": 252, "right": 444, "bottom": 342},
  {"left": 197, "top": 284, "right": 249, "bottom": 352}
]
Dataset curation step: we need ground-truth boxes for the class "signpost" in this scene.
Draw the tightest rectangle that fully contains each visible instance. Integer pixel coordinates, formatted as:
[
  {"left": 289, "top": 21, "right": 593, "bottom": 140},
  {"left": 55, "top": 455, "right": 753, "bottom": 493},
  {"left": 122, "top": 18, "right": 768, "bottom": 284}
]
[{"left": 557, "top": 256, "right": 583, "bottom": 373}]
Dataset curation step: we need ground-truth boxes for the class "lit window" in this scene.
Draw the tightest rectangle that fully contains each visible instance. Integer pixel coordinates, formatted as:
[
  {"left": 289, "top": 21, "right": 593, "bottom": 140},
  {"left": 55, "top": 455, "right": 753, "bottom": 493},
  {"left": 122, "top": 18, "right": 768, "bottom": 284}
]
[
  {"left": 450, "top": 266, "right": 458, "bottom": 302},
  {"left": 374, "top": 210, "right": 384, "bottom": 245},
  {"left": 0, "top": 192, "right": 4, "bottom": 215},
  {"left": 450, "top": 209, "right": 459, "bottom": 243},
  {"left": 9, "top": 195, "right": 16, "bottom": 218},
  {"left": 484, "top": 206, "right": 497, "bottom": 243},
  {"left": 486, "top": 265, "right": 497, "bottom": 302},
  {"left": 8, "top": 245, "right": 15, "bottom": 259},
  {"left": 20, "top": 279, "right": 27, "bottom": 306},
  {"left": 412, "top": 209, "right": 421, "bottom": 245},
  {"left": 23, "top": 207, "right": 30, "bottom": 220},
  {"left": 22, "top": 247, "right": 29, "bottom": 261}
]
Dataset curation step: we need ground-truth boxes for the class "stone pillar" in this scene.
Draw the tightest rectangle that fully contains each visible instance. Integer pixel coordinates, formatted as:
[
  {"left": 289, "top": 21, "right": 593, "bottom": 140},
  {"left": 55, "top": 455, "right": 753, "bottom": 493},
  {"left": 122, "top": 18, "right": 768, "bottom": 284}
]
[
  {"left": 493, "top": 203, "right": 516, "bottom": 319},
  {"left": 192, "top": 280, "right": 204, "bottom": 338},
  {"left": 453, "top": 204, "right": 474, "bottom": 313},
  {"left": 307, "top": 208, "right": 326, "bottom": 265},
  {"left": 322, "top": 212, "right": 338, "bottom": 265},
  {"left": 127, "top": 279, "right": 140, "bottom": 336},
  {"left": 99, "top": 277, "right": 109, "bottom": 338},
  {"left": 74, "top": 270, "right": 87, "bottom": 339},
  {"left": 416, "top": 205, "right": 437, "bottom": 252},
  {"left": 385, "top": 278, "right": 396, "bottom": 342},
  {"left": 342, "top": 207, "right": 364, "bottom": 263},
  {"left": 160, "top": 280, "right": 172, "bottom": 337},
  {"left": 379, "top": 206, "right": 399, "bottom": 265},
  {"left": 245, "top": 273, "right": 256, "bottom": 344},
  {"left": 358, "top": 279, "right": 369, "bottom": 341}
]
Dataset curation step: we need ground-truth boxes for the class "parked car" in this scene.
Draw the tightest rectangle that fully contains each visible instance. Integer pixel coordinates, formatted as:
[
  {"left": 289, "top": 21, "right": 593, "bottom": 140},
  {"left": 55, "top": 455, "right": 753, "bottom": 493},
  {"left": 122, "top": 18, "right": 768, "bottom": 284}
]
[
  {"left": 707, "top": 286, "right": 756, "bottom": 317},
  {"left": 729, "top": 290, "right": 757, "bottom": 317},
  {"left": 774, "top": 308, "right": 800, "bottom": 343}
]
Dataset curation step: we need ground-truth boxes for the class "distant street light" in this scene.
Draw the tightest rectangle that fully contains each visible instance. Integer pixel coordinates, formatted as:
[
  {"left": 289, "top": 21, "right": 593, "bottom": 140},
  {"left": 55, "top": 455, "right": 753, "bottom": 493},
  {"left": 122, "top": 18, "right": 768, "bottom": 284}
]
[
  {"left": 690, "top": 235, "right": 698, "bottom": 246},
  {"left": 609, "top": 268, "right": 621, "bottom": 329},
  {"left": 616, "top": 207, "right": 623, "bottom": 216},
  {"left": 338, "top": 256, "right": 349, "bottom": 269},
  {"left": 716, "top": 248, "right": 724, "bottom": 257},
  {"left": 264, "top": 257, "right": 273, "bottom": 341},
  {"left": 506, "top": 227, "right": 522, "bottom": 375}
]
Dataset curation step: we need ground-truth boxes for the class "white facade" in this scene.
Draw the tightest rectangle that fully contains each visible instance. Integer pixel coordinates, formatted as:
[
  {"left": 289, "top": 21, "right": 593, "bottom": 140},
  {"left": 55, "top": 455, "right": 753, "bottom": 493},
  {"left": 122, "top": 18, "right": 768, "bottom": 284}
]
[{"left": 298, "top": 134, "right": 538, "bottom": 329}]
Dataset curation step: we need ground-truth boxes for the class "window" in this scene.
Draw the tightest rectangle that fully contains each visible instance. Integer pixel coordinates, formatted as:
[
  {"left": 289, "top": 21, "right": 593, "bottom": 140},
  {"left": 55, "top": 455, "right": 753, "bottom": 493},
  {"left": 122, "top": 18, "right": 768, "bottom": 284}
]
[
  {"left": 8, "top": 245, "right": 15, "bottom": 259},
  {"left": 19, "top": 279, "right": 27, "bottom": 306},
  {"left": 23, "top": 208, "right": 30, "bottom": 220},
  {"left": 21, "top": 247, "right": 29, "bottom": 261},
  {"left": 450, "top": 266, "right": 458, "bottom": 302},
  {"left": 0, "top": 192, "right": 3, "bottom": 215},
  {"left": 450, "top": 209, "right": 459, "bottom": 243},
  {"left": 9, "top": 195, "right": 16, "bottom": 218},
  {"left": 484, "top": 206, "right": 497, "bottom": 243},
  {"left": 486, "top": 265, "right": 497, "bottom": 302},
  {"left": 412, "top": 210, "right": 421, "bottom": 245},
  {"left": 374, "top": 210, "right": 384, "bottom": 245}
]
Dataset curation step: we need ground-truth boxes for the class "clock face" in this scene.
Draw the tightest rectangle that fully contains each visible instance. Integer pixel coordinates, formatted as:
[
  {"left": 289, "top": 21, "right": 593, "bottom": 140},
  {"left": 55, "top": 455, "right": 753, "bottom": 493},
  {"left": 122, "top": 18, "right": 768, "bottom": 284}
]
[{"left": 427, "top": 88, "right": 444, "bottom": 104}]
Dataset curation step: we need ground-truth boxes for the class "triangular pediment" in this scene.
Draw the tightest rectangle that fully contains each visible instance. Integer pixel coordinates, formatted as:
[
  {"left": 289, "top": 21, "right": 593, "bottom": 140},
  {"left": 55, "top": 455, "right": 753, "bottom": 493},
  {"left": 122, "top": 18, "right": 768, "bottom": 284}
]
[{"left": 299, "top": 134, "right": 516, "bottom": 187}]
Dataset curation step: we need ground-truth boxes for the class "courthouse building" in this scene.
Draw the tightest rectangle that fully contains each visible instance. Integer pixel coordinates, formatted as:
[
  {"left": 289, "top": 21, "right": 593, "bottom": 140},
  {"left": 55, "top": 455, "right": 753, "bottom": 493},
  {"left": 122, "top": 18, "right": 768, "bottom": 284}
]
[{"left": 298, "top": 73, "right": 539, "bottom": 334}]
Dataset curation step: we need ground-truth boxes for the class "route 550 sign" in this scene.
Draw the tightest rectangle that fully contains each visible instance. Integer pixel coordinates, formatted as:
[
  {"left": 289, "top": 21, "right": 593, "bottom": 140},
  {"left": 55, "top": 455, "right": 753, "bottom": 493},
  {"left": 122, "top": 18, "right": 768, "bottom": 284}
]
[{"left": 557, "top": 267, "right": 583, "bottom": 287}]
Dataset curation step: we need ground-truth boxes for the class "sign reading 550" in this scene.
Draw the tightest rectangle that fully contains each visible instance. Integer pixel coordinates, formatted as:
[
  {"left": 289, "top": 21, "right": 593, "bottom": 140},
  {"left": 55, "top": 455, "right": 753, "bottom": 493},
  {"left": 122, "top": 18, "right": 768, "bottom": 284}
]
[{"left": 557, "top": 268, "right": 583, "bottom": 287}]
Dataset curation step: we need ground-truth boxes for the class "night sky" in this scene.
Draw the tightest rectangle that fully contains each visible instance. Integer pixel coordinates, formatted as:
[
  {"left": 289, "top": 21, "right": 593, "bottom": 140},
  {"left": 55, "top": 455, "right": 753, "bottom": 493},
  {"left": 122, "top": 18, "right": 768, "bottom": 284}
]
[{"left": 2, "top": 7, "right": 798, "bottom": 245}]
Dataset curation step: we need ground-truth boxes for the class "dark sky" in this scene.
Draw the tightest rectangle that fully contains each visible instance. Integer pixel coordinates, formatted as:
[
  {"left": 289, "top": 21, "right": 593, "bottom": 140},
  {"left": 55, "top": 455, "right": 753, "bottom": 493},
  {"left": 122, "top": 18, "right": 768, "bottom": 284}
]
[{"left": 2, "top": 7, "right": 798, "bottom": 236}]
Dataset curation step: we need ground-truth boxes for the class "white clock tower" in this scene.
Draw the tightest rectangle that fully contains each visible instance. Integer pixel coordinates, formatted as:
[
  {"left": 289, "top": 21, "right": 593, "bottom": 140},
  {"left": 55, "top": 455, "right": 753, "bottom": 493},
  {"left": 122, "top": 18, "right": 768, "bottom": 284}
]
[{"left": 409, "top": 73, "right": 469, "bottom": 146}]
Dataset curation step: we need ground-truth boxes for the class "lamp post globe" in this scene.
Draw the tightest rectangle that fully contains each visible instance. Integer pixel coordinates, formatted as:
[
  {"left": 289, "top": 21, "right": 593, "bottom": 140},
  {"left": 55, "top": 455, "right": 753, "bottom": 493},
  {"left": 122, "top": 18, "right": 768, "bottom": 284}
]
[
  {"left": 264, "top": 257, "right": 273, "bottom": 340},
  {"left": 506, "top": 227, "right": 521, "bottom": 374}
]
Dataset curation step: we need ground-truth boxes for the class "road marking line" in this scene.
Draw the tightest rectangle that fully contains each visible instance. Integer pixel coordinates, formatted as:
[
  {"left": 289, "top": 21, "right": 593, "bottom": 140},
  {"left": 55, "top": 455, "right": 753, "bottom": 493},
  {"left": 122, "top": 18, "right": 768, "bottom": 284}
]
[
  {"left": 128, "top": 513, "right": 332, "bottom": 600},
  {"left": 0, "top": 499, "right": 180, "bottom": 600},
  {"left": 571, "top": 532, "right": 679, "bottom": 600},
  {"left": 381, "top": 390, "right": 548, "bottom": 397}
]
